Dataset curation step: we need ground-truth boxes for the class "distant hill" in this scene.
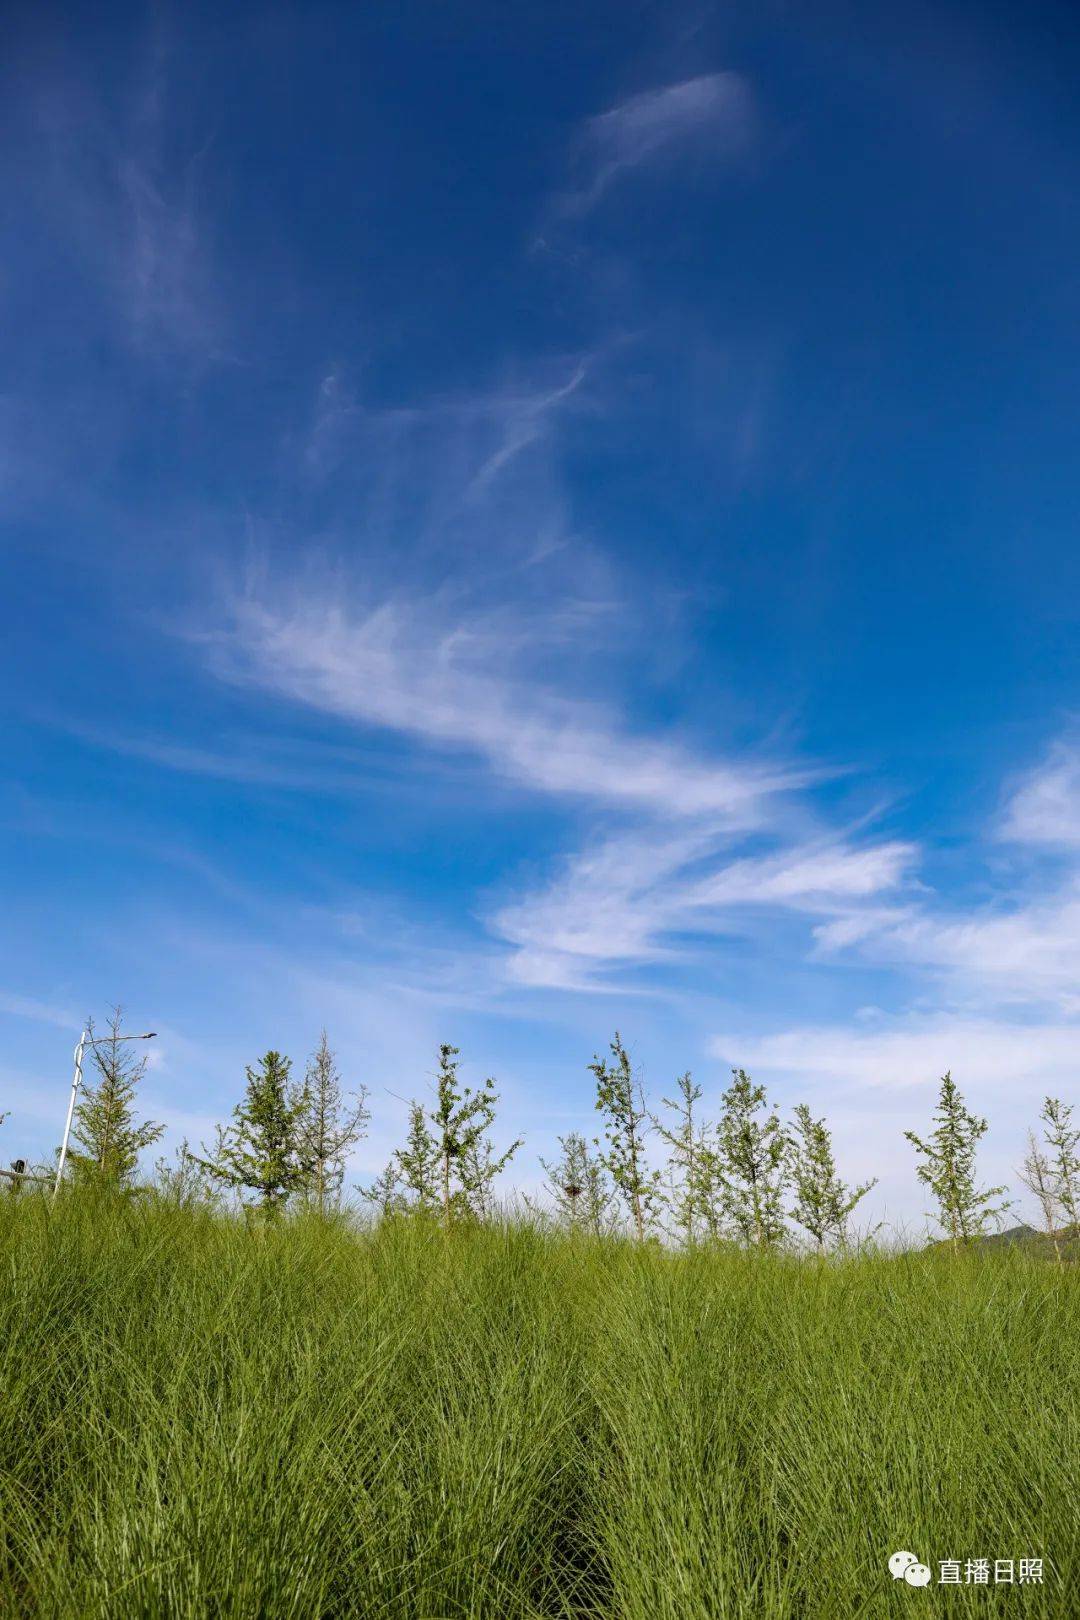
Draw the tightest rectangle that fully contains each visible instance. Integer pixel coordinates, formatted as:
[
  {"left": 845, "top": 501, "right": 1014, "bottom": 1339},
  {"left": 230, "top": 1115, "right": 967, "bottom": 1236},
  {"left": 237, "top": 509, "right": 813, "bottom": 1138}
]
[
  {"left": 922, "top": 1224, "right": 1080, "bottom": 1258},
  {"left": 972, "top": 1223, "right": 1080, "bottom": 1259}
]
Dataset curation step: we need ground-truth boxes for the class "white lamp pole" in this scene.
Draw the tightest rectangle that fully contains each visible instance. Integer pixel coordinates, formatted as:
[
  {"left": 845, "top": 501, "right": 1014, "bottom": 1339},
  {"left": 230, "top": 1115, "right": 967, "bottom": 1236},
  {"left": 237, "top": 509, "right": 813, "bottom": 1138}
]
[{"left": 52, "top": 1028, "right": 157, "bottom": 1201}]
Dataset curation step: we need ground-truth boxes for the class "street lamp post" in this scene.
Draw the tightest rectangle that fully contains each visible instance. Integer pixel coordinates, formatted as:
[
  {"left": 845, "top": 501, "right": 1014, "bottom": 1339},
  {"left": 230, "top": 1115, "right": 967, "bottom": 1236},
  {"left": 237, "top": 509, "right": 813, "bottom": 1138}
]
[{"left": 52, "top": 1027, "right": 157, "bottom": 1201}]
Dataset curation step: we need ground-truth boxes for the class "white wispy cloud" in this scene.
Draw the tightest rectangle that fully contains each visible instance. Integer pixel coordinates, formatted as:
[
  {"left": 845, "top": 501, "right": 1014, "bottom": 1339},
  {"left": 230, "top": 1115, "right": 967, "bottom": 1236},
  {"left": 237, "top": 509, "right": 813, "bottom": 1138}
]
[
  {"left": 194, "top": 543, "right": 908, "bottom": 999},
  {"left": 207, "top": 586, "right": 804, "bottom": 819},
  {"left": 561, "top": 73, "right": 756, "bottom": 216},
  {"left": 1000, "top": 741, "right": 1080, "bottom": 848},
  {"left": 817, "top": 890, "right": 1080, "bottom": 1013},
  {"left": 303, "top": 360, "right": 589, "bottom": 488},
  {"left": 803, "top": 747, "right": 1080, "bottom": 1012},
  {"left": 294, "top": 355, "right": 611, "bottom": 618},
  {"left": 494, "top": 833, "right": 916, "bottom": 990},
  {"left": 710, "top": 1014, "right": 1080, "bottom": 1096},
  {"left": 118, "top": 145, "right": 217, "bottom": 357},
  {"left": 0, "top": 991, "right": 79, "bottom": 1031},
  {"left": 26, "top": 19, "right": 221, "bottom": 360}
]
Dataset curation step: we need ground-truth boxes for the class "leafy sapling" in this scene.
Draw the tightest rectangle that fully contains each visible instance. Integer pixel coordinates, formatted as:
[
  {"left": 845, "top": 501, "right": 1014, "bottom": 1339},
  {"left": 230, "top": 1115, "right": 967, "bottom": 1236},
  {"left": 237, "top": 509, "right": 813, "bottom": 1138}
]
[
  {"left": 590, "top": 1033, "right": 660, "bottom": 1240},
  {"left": 540, "top": 1131, "right": 618, "bottom": 1237},
  {"left": 787, "top": 1103, "right": 877, "bottom": 1252},
  {"left": 654, "top": 1072, "right": 712, "bottom": 1246},
  {"left": 359, "top": 1160, "right": 407, "bottom": 1218},
  {"left": 69, "top": 1008, "right": 164, "bottom": 1187},
  {"left": 194, "top": 1050, "right": 310, "bottom": 1218},
  {"left": 904, "top": 1072, "right": 1010, "bottom": 1250},
  {"left": 428, "top": 1044, "right": 521, "bottom": 1227},
  {"left": 295, "top": 1032, "right": 370, "bottom": 1214},
  {"left": 715, "top": 1069, "right": 787, "bottom": 1250},
  {"left": 153, "top": 1139, "right": 219, "bottom": 1208},
  {"left": 457, "top": 1134, "right": 508, "bottom": 1221},
  {"left": 386, "top": 1102, "right": 441, "bottom": 1213}
]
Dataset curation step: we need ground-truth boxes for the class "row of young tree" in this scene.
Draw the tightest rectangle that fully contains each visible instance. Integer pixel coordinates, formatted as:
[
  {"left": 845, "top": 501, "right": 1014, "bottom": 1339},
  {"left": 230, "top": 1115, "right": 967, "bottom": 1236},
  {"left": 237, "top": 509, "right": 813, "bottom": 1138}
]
[{"left": 18, "top": 1015, "right": 1080, "bottom": 1255}]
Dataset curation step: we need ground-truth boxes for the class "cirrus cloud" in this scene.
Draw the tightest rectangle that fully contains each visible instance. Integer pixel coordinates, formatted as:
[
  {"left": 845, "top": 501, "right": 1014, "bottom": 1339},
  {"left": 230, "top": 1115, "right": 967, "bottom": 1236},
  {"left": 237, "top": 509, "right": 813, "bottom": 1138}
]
[{"left": 559, "top": 72, "right": 757, "bottom": 217}]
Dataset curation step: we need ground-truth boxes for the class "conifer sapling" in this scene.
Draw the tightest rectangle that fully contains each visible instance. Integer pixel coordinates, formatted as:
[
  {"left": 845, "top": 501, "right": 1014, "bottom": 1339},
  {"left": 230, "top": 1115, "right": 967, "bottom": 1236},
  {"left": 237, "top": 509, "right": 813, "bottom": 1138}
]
[
  {"left": 69, "top": 1008, "right": 164, "bottom": 1186},
  {"left": 904, "top": 1072, "right": 1010, "bottom": 1250},
  {"left": 787, "top": 1103, "right": 877, "bottom": 1251},
  {"left": 295, "top": 1031, "right": 369, "bottom": 1214},
  {"left": 195, "top": 1050, "right": 309, "bottom": 1217},
  {"left": 654, "top": 1072, "right": 713, "bottom": 1246},
  {"left": 715, "top": 1068, "right": 787, "bottom": 1250},
  {"left": 428, "top": 1043, "right": 521, "bottom": 1227},
  {"left": 540, "top": 1131, "right": 617, "bottom": 1237},
  {"left": 591, "top": 1033, "right": 659, "bottom": 1240},
  {"left": 390, "top": 1102, "right": 441, "bottom": 1213}
]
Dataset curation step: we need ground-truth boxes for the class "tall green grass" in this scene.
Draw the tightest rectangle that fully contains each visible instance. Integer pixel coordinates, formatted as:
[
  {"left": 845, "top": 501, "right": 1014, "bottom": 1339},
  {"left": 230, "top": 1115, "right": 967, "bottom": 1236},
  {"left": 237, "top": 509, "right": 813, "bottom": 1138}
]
[{"left": 0, "top": 1192, "right": 1076, "bottom": 1617}]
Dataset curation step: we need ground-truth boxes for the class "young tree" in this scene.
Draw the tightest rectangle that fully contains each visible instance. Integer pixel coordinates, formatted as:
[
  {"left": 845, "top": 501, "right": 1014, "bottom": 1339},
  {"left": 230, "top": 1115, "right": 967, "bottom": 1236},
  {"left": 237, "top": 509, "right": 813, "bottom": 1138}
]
[
  {"left": 69, "top": 1009, "right": 164, "bottom": 1186},
  {"left": 654, "top": 1072, "right": 711, "bottom": 1246},
  {"left": 392, "top": 1101, "right": 441, "bottom": 1213},
  {"left": 1018, "top": 1129, "right": 1063, "bottom": 1263},
  {"left": 428, "top": 1044, "right": 521, "bottom": 1227},
  {"left": 787, "top": 1103, "right": 877, "bottom": 1252},
  {"left": 1042, "top": 1097, "right": 1080, "bottom": 1236},
  {"left": 539, "top": 1131, "right": 618, "bottom": 1236},
  {"left": 295, "top": 1032, "right": 369, "bottom": 1214},
  {"left": 904, "top": 1072, "right": 1010, "bottom": 1250},
  {"left": 457, "top": 1134, "right": 508, "bottom": 1222},
  {"left": 195, "top": 1051, "right": 309, "bottom": 1217},
  {"left": 358, "top": 1160, "right": 407, "bottom": 1218},
  {"left": 153, "top": 1139, "right": 217, "bottom": 1208},
  {"left": 715, "top": 1069, "right": 787, "bottom": 1250},
  {"left": 591, "top": 1033, "right": 659, "bottom": 1241}
]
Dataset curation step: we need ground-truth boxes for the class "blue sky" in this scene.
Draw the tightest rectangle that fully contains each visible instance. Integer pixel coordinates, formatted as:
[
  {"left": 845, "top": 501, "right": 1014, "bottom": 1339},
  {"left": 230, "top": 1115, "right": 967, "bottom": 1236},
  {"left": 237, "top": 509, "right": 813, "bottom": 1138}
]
[{"left": 4, "top": 0, "right": 1080, "bottom": 1223}]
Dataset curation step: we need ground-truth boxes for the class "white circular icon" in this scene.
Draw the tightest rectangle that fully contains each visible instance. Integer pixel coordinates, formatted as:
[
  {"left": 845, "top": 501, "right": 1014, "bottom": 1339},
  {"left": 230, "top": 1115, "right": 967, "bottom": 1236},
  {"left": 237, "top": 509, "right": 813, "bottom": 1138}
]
[
  {"left": 905, "top": 1563, "right": 932, "bottom": 1587},
  {"left": 889, "top": 1551, "right": 919, "bottom": 1580}
]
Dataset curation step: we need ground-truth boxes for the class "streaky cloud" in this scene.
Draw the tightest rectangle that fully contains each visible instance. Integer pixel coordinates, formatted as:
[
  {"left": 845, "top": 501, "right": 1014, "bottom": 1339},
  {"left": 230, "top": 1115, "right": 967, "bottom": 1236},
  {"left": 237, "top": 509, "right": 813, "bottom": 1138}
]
[
  {"left": 205, "top": 584, "right": 808, "bottom": 820},
  {"left": 495, "top": 832, "right": 916, "bottom": 991},
  {"left": 560, "top": 72, "right": 756, "bottom": 217}
]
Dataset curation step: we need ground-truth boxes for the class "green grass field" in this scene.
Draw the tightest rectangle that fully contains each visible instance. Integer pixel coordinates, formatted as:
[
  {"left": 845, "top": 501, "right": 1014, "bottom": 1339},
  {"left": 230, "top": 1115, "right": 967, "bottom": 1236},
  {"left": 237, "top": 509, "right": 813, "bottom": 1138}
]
[{"left": 0, "top": 1192, "right": 1076, "bottom": 1617}]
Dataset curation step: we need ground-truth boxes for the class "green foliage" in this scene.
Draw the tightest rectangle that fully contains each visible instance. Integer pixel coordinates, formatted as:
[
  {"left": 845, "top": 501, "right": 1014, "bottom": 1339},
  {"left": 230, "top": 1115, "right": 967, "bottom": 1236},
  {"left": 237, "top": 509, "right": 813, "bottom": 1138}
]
[
  {"left": 457, "top": 1131, "right": 515, "bottom": 1220},
  {"left": 0, "top": 1197, "right": 1075, "bottom": 1617},
  {"left": 539, "top": 1130, "right": 618, "bottom": 1236},
  {"left": 1020, "top": 1098, "right": 1080, "bottom": 1263},
  {"left": 389, "top": 1101, "right": 441, "bottom": 1212},
  {"left": 428, "top": 1043, "right": 522, "bottom": 1227},
  {"left": 905, "top": 1071, "right": 1011, "bottom": 1248},
  {"left": 68, "top": 1009, "right": 163, "bottom": 1186},
  {"left": 788, "top": 1102, "right": 877, "bottom": 1251},
  {"left": 1042, "top": 1096, "right": 1080, "bottom": 1233},
  {"left": 590, "top": 1033, "right": 659, "bottom": 1240},
  {"left": 152, "top": 1140, "right": 216, "bottom": 1209},
  {"left": 653, "top": 1071, "right": 713, "bottom": 1244},
  {"left": 194, "top": 1050, "right": 309, "bottom": 1217},
  {"left": 715, "top": 1068, "right": 787, "bottom": 1249},
  {"left": 294, "top": 1032, "right": 369, "bottom": 1213},
  {"left": 358, "top": 1159, "right": 407, "bottom": 1217}
]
